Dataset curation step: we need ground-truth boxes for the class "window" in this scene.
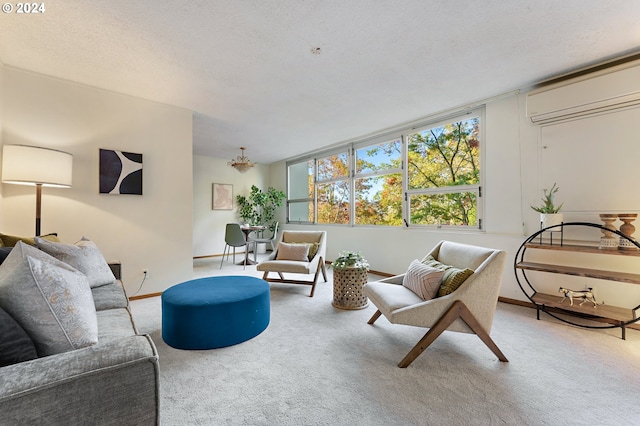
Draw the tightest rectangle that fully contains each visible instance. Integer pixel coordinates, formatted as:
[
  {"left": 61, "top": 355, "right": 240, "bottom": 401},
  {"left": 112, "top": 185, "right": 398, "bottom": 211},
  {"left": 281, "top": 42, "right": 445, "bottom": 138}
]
[
  {"left": 354, "top": 138, "right": 403, "bottom": 226},
  {"left": 316, "top": 151, "right": 350, "bottom": 224},
  {"left": 406, "top": 112, "right": 482, "bottom": 228},
  {"left": 287, "top": 160, "right": 314, "bottom": 223},
  {"left": 286, "top": 107, "right": 483, "bottom": 230}
]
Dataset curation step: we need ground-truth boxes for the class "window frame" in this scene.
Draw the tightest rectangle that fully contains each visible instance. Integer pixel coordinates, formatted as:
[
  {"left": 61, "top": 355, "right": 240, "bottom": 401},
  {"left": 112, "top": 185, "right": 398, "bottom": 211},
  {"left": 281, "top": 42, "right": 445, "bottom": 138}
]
[
  {"left": 403, "top": 108, "right": 484, "bottom": 230},
  {"left": 352, "top": 134, "right": 405, "bottom": 227},
  {"left": 285, "top": 106, "right": 485, "bottom": 231},
  {"left": 286, "top": 159, "right": 315, "bottom": 224}
]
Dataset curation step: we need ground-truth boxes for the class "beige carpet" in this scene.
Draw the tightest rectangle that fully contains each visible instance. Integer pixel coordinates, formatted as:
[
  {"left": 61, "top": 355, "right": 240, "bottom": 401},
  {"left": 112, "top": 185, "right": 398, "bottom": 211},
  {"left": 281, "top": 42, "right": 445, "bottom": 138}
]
[{"left": 129, "top": 256, "right": 640, "bottom": 425}]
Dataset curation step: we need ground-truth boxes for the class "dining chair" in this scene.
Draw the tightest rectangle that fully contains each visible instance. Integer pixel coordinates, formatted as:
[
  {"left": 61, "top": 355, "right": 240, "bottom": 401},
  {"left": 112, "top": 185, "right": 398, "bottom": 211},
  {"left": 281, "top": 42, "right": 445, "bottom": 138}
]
[
  {"left": 220, "top": 223, "right": 254, "bottom": 270},
  {"left": 250, "top": 222, "right": 279, "bottom": 261}
]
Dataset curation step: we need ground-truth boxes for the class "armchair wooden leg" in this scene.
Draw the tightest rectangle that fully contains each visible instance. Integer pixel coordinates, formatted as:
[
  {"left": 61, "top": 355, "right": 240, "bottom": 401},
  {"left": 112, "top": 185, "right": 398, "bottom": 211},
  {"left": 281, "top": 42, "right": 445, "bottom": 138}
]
[
  {"left": 320, "top": 258, "right": 328, "bottom": 282},
  {"left": 398, "top": 300, "right": 508, "bottom": 368},
  {"left": 309, "top": 266, "right": 324, "bottom": 297},
  {"left": 367, "top": 310, "right": 382, "bottom": 325}
]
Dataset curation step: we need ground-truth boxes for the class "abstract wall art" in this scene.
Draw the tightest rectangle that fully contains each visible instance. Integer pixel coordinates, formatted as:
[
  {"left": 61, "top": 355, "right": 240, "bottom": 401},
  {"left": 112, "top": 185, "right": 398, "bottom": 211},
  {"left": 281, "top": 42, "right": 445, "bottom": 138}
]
[
  {"left": 99, "top": 149, "right": 143, "bottom": 195},
  {"left": 212, "top": 183, "right": 233, "bottom": 210}
]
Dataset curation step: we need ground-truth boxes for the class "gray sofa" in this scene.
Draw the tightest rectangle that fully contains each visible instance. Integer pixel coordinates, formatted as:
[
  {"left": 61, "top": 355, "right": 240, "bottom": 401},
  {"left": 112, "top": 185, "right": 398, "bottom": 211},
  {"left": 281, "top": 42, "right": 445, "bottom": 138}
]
[{"left": 0, "top": 262, "right": 160, "bottom": 425}]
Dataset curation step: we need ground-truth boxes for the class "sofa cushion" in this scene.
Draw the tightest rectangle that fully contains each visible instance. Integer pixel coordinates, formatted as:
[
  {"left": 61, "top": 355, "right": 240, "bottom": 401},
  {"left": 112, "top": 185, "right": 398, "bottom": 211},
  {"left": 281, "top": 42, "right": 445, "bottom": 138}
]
[
  {"left": 0, "top": 247, "right": 12, "bottom": 264},
  {"left": 97, "top": 308, "right": 137, "bottom": 340},
  {"left": 276, "top": 242, "right": 310, "bottom": 262},
  {"left": 422, "top": 255, "right": 474, "bottom": 297},
  {"left": 402, "top": 259, "right": 445, "bottom": 300},
  {"left": 0, "top": 232, "right": 59, "bottom": 247},
  {"left": 35, "top": 236, "right": 116, "bottom": 288},
  {"left": 0, "top": 306, "right": 38, "bottom": 367},
  {"left": 0, "top": 242, "right": 98, "bottom": 356},
  {"left": 92, "top": 281, "right": 129, "bottom": 311}
]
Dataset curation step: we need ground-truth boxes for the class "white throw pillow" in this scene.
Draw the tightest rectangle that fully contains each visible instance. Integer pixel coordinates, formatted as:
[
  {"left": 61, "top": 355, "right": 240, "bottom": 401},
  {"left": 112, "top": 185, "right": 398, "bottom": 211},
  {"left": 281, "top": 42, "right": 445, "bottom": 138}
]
[
  {"left": 276, "top": 242, "right": 310, "bottom": 261},
  {"left": 402, "top": 259, "right": 445, "bottom": 301},
  {"left": 35, "top": 236, "right": 116, "bottom": 288},
  {"left": 0, "top": 242, "right": 98, "bottom": 356}
]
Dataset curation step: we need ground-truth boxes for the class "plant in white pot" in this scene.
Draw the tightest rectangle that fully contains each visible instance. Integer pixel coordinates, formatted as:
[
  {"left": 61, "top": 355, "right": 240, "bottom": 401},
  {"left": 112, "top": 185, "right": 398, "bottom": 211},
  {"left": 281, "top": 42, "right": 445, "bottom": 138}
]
[{"left": 531, "top": 183, "right": 563, "bottom": 230}]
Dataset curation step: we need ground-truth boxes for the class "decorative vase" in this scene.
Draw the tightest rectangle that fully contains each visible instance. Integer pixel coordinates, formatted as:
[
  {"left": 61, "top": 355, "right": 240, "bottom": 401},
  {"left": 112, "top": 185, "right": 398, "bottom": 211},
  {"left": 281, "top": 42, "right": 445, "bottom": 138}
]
[
  {"left": 617, "top": 213, "right": 638, "bottom": 250},
  {"left": 599, "top": 213, "right": 619, "bottom": 250},
  {"left": 540, "top": 213, "right": 563, "bottom": 231}
]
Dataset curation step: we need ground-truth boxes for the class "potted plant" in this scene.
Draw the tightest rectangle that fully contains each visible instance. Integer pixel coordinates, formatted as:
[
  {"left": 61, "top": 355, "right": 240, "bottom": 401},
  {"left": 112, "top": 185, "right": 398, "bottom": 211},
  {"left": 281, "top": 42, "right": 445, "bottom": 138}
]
[
  {"left": 330, "top": 251, "right": 370, "bottom": 271},
  {"left": 331, "top": 251, "right": 370, "bottom": 310},
  {"left": 236, "top": 185, "right": 286, "bottom": 234},
  {"left": 531, "top": 182, "right": 563, "bottom": 230}
]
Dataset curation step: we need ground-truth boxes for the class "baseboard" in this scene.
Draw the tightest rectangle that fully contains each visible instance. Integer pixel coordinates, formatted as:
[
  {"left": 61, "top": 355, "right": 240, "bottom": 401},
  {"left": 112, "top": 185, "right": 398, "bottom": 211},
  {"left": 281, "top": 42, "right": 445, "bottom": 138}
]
[{"left": 130, "top": 292, "right": 162, "bottom": 301}]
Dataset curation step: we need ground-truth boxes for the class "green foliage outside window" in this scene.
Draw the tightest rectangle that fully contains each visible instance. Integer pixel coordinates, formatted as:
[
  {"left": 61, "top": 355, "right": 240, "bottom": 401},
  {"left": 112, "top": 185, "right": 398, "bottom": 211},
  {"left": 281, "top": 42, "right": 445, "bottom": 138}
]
[
  {"left": 407, "top": 117, "right": 480, "bottom": 226},
  {"left": 290, "top": 111, "right": 481, "bottom": 228}
]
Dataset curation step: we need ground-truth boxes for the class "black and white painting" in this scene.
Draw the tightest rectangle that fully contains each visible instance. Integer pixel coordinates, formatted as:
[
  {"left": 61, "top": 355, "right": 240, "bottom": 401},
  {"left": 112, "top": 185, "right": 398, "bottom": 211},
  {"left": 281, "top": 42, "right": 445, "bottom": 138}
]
[{"left": 99, "top": 149, "right": 143, "bottom": 195}]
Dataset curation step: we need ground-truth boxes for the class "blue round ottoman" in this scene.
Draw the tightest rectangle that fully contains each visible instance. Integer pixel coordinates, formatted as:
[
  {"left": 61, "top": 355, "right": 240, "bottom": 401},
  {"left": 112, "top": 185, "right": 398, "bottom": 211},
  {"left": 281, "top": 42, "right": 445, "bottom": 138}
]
[{"left": 161, "top": 276, "right": 270, "bottom": 350}]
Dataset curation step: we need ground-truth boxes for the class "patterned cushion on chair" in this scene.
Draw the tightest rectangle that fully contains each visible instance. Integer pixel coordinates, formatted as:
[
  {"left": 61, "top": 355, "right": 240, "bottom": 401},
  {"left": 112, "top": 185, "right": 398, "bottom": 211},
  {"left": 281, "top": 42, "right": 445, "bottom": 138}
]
[
  {"left": 422, "top": 255, "right": 474, "bottom": 297},
  {"left": 402, "top": 260, "right": 445, "bottom": 300},
  {"left": 276, "top": 242, "right": 310, "bottom": 262}
]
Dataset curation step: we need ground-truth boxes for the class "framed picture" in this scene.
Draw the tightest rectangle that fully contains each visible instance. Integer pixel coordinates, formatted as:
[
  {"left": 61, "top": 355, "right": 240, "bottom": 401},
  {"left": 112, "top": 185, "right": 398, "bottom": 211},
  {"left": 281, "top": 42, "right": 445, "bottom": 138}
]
[
  {"left": 212, "top": 183, "right": 233, "bottom": 210},
  {"left": 99, "top": 149, "right": 143, "bottom": 195}
]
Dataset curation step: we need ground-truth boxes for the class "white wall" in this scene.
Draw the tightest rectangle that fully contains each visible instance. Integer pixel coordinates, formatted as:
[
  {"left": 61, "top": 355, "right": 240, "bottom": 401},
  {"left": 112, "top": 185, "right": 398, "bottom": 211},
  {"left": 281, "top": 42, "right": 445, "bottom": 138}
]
[
  {"left": 264, "top": 81, "right": 640, "bottom": 306},
  {"left": 193, "top": 154, "right": 271, "bottom": 257},
  {"left": 264, "top": 94, "right": 530, "bottom": 301},
  {"left": 1, "top": 66, "right": 194, "bottom": 296}
]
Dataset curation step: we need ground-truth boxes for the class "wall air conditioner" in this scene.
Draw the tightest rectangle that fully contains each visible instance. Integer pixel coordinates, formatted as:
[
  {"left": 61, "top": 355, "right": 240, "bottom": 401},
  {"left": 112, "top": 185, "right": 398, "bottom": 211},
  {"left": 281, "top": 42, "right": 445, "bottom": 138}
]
[{"left": 526, "top": 60, "right": 640, "bottom": 124}]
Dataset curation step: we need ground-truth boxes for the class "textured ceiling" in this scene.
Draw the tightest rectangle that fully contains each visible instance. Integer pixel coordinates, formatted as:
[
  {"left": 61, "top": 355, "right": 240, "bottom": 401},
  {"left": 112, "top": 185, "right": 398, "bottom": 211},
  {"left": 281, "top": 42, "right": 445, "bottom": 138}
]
[{"left": 1, "top": 1, "right": 640, "bottom": 164}]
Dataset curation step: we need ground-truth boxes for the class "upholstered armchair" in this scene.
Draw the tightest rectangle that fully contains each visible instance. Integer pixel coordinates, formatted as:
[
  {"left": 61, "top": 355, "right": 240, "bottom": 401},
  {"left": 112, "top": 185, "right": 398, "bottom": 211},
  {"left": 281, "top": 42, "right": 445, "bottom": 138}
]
[
  {"left": 363, "top": 240, "right": 508, "bottom": 367},
  {"left": 257, "top": 230, "right": 327, "bottom": 297}
]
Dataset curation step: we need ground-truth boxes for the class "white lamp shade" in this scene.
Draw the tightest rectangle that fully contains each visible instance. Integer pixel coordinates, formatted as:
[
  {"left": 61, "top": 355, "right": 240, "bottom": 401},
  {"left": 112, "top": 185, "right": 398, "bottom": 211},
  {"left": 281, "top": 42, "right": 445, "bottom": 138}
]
[{"left": 2, "top": 145, "right": 73, "bottom": 187}]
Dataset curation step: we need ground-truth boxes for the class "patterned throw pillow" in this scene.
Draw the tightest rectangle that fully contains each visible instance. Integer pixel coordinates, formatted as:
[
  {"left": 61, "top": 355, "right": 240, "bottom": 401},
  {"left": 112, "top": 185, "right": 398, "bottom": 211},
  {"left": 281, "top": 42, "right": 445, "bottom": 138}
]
[
  {"left": 287, "top": 242, "right": 320, "bottom": 261},
  {"left": 35, "top": 236, "right": 116, "bottom": 288},
  {"left": 402, "top": 260, "right": 445, "bottom": 300},
  {"left": 422, "top": 255, "right": 474, "bottom": 297},
  {"left": 0, "top": 242, "right": 98, "bottom": 356},
  {"left": 276, "top": 242, "right": 310, "bottom": 261}
]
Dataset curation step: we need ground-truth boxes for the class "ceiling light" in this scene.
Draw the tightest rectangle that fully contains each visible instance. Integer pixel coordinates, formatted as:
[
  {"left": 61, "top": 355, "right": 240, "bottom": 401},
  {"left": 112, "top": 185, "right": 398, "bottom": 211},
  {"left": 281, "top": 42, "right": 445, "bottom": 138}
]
[{"left": 228, "top": 147, "right": 255, "bottom": 173}]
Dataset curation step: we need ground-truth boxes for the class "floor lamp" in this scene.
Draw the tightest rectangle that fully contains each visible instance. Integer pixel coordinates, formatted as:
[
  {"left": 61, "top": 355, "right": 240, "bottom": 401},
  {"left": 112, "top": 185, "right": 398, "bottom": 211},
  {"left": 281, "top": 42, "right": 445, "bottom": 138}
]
[{"left": 1, "top": 145, "right": 73, "bottom": 236}]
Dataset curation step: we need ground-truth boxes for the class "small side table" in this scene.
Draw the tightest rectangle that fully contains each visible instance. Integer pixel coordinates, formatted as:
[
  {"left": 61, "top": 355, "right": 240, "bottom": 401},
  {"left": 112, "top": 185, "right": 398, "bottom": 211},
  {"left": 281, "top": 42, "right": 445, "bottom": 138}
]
[
  {"left": 239, "top": 225, "right": 266, "bottom": 265},
  {"left": 332, "top": 267, "right": 368, "bottom": 310}
]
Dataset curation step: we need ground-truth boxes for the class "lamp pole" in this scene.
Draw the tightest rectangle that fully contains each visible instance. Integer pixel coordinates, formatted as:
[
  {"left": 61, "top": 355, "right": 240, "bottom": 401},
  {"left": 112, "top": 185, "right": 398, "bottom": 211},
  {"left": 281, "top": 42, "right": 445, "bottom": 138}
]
[{"left": 35, "top": 183, "right": 42, "bottom": 236}]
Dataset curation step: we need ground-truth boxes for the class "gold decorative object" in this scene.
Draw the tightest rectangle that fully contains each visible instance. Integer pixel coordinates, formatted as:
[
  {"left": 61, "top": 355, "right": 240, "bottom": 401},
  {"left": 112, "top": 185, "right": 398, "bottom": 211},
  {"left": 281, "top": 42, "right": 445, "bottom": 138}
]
[
  {"left": 228, "top": 147, "right": 255, "bottom": 173},
  {"left": 599, "top": 214, "right": 618, "bottom": 250},
  {"left": 618, "top": 213, "right": 638, "bottom": 250}
]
